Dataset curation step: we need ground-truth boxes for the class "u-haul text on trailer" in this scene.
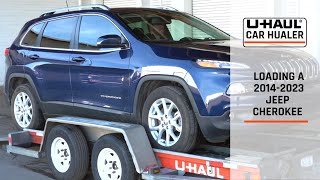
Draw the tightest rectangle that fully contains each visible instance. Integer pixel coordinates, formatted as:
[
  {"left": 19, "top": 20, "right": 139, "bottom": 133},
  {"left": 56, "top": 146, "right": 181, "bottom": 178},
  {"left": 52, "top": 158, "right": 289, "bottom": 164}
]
[
  {"left": 243, "top": 18, "right": 307, "bottom": 47},
  {"left": 175, "top": 160, "right": 224, "bottom": 178}
]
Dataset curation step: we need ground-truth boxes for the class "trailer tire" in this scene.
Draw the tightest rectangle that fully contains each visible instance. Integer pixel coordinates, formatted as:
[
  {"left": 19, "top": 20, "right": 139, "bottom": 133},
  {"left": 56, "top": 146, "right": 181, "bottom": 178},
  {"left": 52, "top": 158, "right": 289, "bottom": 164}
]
[
  {"left": 46, "top": 125, "right": 89, "bottom": 180},
  {"left": 91, "top": 135, "right": 138, "bottom": 180}
]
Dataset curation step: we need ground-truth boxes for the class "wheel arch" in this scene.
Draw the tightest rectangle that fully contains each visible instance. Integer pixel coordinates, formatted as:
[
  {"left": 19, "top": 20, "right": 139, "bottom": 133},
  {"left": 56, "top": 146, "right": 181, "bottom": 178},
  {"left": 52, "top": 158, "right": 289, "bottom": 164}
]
[
  {"left": 7, "top": 73, "right": 42, "bottom": 104},
  {"left": 133, "top": 75, "right": 200, "bottom": 121}
]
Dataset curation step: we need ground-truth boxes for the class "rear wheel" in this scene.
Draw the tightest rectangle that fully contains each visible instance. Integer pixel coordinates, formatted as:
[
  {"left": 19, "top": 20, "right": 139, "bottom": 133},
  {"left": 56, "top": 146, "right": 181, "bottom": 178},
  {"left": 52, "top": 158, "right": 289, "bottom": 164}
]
[
  {"left": 46, "top": 125, "right": 89, "bottom": 180},
  {"left": 11, "top": 83, "right": 44, "bottom": 130},
  {"left": 142, "top": 86, "right": 199, "bottom": 152},
  {"left": 91, "top": 135, "right": 138, "bottom": 180}
]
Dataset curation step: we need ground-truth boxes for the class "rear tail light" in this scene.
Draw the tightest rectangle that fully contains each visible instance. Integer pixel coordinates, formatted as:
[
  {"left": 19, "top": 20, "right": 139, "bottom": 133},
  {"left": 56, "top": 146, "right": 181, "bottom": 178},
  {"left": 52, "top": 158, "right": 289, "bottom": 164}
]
[{"left": 4, "top": 48, "right": 9, "bottom": 56}]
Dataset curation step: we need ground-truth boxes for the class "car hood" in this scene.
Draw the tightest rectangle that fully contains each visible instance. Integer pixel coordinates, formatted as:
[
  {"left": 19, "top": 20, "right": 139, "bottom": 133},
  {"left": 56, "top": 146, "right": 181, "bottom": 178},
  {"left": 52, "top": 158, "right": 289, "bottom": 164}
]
[
  {"left": 147, "top": 40, "right": 319, "bottom": 80},
  {"left": 148, "top": 40, "right": 312, "bottom": 62}
]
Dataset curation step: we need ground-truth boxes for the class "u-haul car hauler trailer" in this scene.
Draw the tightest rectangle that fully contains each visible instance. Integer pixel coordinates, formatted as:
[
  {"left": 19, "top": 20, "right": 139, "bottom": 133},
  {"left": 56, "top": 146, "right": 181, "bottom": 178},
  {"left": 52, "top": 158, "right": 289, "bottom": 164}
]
[{"left": 6, "top": 116, "right": 320, "bottom": 179}]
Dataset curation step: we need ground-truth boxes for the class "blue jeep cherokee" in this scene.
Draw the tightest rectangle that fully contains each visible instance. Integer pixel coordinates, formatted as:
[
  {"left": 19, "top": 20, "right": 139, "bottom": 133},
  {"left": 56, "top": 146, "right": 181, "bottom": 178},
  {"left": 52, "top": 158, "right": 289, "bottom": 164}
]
[{"left": 4, "top": 5, "right": 234, "bottom": 152}]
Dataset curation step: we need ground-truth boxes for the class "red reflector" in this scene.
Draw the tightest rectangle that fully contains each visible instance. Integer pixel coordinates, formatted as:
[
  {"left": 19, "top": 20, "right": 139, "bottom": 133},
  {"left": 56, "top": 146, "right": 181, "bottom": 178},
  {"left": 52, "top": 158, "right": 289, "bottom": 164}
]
[{"left": 4, "top": 48, "right": 9, "bottom": 56}]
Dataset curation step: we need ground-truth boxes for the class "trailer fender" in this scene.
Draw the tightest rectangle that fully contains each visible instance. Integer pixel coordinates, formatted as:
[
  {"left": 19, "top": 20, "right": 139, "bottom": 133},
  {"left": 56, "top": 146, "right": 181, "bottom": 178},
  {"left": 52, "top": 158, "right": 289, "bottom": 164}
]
[{"left": 40, "top": 116, "right": 158, "bottom": 174}]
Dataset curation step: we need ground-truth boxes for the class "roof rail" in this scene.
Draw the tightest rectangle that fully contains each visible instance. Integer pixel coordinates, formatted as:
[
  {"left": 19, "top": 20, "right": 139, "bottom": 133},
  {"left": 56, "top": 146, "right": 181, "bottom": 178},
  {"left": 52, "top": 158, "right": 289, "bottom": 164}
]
[{"left": 40, "top": 4, "right": 109, "bottom": 17}]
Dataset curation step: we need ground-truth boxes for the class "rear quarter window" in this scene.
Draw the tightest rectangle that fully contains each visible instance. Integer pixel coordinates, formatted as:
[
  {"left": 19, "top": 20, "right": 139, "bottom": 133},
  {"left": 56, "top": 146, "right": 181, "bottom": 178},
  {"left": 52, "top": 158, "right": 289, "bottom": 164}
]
[{"left": 21, "top": 23, "right": 44, "bottom": 46}]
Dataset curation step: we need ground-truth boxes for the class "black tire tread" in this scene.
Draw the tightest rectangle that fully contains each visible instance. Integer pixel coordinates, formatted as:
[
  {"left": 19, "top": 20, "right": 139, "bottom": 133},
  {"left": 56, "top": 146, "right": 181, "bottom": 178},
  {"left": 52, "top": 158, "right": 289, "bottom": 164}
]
[
  {"left": 46, "top": 125, "right": 89, "bottom": 180},
  {"left": 91, "top": 134, "right": 138, "bottom": 180},
  {"left": 164, "top": 86, "right": 198, "bottom": 152},
  {"left": 65, "top": 125, "right": 89, "bottom": 180},
  {"left": 10, "top": 83, "right": 44, "bottom": 130},
  {"left": 142, "top": 85, "right": 199, "bottom": 152}
]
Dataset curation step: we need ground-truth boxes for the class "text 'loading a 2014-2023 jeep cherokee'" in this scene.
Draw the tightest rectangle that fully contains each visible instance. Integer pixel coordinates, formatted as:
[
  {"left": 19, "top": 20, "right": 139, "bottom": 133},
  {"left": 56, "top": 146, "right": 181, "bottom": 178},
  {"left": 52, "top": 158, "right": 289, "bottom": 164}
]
[{"left": 5, "top": 6, "right": 251, "bottom": 153}]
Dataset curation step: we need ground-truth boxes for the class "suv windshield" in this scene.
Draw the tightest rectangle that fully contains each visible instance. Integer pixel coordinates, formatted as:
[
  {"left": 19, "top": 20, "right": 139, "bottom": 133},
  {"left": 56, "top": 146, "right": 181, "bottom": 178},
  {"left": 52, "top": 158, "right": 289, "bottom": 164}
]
[{"left": 113, "top": 9, "right": 230, "bottom": 43}]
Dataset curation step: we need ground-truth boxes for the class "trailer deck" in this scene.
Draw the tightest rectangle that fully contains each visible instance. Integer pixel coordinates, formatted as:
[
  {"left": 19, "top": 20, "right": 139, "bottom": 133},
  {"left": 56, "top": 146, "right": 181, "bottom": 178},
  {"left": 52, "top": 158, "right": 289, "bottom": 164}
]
[{"left": 6, "top": 116, "right": 320, "bottom": 179}]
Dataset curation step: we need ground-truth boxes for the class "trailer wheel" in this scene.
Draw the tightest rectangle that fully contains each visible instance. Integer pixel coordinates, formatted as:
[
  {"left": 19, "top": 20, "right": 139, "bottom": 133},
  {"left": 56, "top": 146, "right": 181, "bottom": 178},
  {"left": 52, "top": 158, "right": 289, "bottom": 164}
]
[
  {"left": 46, "top": 125, "right": 89, "bottom": 180},
  {"left": 91, "top": 135, "right": 138, "bottom": 180}
]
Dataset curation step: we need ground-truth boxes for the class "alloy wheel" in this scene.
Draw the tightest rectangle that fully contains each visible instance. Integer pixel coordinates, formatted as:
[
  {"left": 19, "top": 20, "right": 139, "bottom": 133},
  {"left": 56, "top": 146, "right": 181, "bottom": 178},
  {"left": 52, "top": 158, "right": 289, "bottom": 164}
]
[
  {"left": 148, "top": 98, "right": 182, "bottom": 147},
  {"left": 14, "top": 92, "right": 33, "bottom": 128}
]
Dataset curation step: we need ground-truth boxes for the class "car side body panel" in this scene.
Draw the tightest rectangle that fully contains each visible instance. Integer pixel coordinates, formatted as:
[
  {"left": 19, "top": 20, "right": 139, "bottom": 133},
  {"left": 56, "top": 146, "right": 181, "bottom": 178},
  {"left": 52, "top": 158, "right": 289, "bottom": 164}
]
[
  {"left": 5, "top": 9, "right": 231, "bottom": 144},
  {"left": 24, "top": 49, "right": 73, "bottom": 103}
]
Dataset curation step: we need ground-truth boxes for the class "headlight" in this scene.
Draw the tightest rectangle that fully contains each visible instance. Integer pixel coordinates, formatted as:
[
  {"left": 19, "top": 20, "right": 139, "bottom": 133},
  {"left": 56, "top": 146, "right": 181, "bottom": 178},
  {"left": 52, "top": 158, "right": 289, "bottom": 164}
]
[
  {"left": 226, "top": 83, "right": 246, "bottom": 95},
  {"left": 196, "top": 59, "right": 250, "bottom": 69}
]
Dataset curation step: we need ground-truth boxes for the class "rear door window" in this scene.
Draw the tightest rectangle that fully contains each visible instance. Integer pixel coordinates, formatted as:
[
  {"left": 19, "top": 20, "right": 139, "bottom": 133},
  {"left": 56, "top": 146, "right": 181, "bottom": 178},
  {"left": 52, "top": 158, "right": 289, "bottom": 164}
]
[
  {"left": 40, "top": 17, "right": 77, "bottom": 49},
  {"left": 78, "top": 15, "right": 123, "bottom": 51},
  {"left": 21, "top": 23, "right": 44, "bottom": 46}
]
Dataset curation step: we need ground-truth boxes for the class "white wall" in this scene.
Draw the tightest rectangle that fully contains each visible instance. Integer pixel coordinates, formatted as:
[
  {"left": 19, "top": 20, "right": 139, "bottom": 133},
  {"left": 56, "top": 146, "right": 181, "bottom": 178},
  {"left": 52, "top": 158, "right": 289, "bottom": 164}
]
[
  {"left": 0, "top": 0, "right": 78, "bottom": 86},
  {"left": 1, "top": 0, "right": 318, "bottom": 86},
  {"left": 300, "top": 0, "right": 320, "bottom": 60},
  {"left": 81, "top": 0, "right": 103, "bottom": 5},
  {"left": 142, "top": 0, "right": 192, "bottom": 13},
  {"left": 103, "top": 0, "right": 140, "bottom": 8},
  {"left": 192, "top": 0, "right": 274, "bottom": 39}
]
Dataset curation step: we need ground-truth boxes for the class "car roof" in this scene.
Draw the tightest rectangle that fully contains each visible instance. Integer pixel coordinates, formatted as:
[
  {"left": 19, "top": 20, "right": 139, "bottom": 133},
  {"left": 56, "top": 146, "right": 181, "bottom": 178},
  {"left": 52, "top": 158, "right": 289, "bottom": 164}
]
[
  {"left": 30, "top": 7, "right": 175, "bottom": 22},
  {"left": 24, "top": 7, "right": 180, "bottom": 31},
  {"left": 37, "top": 9, "right": 108, "bottom": 20}
]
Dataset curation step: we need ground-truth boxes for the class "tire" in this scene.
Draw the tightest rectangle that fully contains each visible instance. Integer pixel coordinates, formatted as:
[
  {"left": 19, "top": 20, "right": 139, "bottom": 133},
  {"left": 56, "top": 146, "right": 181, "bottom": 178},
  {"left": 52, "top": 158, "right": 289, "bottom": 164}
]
[
  {"left": 10, "top": 83, "right": 44, "bottom": 130},
  {"left": 46, "top": 125, "right": 89, "bottom": 180},
  {"left": 91, "top": 135, "right": 138, "bottom": 180},
  {"left": 142, "top": 86, "right": 199, "bottom": 153}
]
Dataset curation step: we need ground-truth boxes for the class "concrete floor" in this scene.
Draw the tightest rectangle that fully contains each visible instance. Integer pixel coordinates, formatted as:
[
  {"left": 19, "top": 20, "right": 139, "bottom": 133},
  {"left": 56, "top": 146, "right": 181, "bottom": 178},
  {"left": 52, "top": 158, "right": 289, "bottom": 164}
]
[
  {"left": 0, "top": 87, "right": 94, "bottom": 180},
  {"left": 0, "top": 87, "right": 53, "bottom": 179},
  {"left": 0, "top": 86, "right": 13, "bottom": 138},
  {"left": 0, "top": 86, "right": 10, "bottom": 117}
]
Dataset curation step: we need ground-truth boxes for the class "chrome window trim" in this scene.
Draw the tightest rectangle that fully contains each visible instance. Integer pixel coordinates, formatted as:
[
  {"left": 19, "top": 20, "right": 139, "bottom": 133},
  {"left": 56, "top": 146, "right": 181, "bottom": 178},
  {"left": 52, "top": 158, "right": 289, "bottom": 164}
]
[
  {"left": 19, "top": 13, "right": 131, "bottom": 53},
  {"left": 20, "top": 23, "right": 44, "bottom": 48}
]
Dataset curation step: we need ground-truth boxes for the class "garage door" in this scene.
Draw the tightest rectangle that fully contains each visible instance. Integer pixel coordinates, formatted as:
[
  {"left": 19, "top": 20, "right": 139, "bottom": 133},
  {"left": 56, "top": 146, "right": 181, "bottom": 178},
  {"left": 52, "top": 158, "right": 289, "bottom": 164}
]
[
  {"left": 0, "top": 0, "right": 78, "bottom": 85},
  {"left": 192, "top": 0, "right": 274, "bottom": 38},
  {"left": 104, "top": 0, "right": 139, "bottom": 8},
  {"left": 150, "top": 0, "right": 171, "bottom": 7}
]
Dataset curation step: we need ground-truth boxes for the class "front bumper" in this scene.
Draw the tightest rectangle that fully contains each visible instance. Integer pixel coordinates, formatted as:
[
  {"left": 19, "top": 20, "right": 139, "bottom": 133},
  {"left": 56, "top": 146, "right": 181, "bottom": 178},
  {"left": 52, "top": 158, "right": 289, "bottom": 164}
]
[{"left": 196, "top": 111, "right": 230, "bottom": 143}]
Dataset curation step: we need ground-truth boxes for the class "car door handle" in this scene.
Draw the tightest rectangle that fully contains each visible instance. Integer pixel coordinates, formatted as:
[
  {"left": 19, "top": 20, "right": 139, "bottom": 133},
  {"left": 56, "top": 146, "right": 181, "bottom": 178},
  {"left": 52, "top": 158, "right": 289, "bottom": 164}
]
[
  {"left": 72, "top": 57, "right": 86, "bottom": 62},
  {"left": 29, "top": 54, "right": 39, "bottom": 60}
]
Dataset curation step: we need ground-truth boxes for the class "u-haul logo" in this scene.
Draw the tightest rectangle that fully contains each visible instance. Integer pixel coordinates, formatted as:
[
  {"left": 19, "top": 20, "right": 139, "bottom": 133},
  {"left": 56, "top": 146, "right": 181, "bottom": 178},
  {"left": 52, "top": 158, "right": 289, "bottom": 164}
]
[
  {"left": 243, "top": 18, "right": 307, "bottom": 47},
  {"left": 175, "top": 160, "right": 224, "bottom": 178}
]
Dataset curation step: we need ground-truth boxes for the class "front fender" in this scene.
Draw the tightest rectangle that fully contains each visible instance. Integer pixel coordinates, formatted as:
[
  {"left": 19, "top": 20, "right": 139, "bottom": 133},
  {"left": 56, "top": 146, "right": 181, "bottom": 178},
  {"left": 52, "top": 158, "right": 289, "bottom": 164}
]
[{"left": 133, "top": 74, "right": 201, "bottom": 117}]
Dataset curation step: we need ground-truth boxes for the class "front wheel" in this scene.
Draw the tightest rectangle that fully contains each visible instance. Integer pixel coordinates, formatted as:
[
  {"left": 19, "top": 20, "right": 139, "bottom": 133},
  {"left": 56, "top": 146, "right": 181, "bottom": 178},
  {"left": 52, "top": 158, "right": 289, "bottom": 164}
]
[{"left": 142, "top": 86, "right": 199, "bottom": 152}]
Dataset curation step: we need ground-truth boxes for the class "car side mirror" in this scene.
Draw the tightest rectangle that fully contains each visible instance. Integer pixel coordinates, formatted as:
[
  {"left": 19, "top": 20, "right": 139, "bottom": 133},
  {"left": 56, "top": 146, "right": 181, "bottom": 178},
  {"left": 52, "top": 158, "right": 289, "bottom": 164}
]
[{"left": 97, "top": 35, "right": 128, "bottom": 49}]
